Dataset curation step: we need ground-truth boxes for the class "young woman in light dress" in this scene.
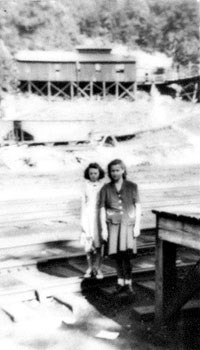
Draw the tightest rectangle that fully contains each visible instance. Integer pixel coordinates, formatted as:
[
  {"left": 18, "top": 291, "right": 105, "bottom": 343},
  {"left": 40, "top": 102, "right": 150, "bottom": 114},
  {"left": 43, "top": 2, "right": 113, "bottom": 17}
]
[{"left": 81, "top": 162, "right": 105, "bottom": 279}]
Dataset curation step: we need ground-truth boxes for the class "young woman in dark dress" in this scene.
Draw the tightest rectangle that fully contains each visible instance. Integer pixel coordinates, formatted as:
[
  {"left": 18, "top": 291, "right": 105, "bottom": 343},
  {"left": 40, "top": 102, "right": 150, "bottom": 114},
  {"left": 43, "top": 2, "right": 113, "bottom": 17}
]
[{"left": 99, "top": 159, "right": 141, "bottom": 294}]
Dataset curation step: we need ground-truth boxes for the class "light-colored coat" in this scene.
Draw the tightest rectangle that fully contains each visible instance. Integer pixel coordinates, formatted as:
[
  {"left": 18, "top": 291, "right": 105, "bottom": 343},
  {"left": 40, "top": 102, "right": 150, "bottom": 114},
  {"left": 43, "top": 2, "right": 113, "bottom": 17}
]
[{"left": 81, "top": 180, "right": 103, "bottom": 249}]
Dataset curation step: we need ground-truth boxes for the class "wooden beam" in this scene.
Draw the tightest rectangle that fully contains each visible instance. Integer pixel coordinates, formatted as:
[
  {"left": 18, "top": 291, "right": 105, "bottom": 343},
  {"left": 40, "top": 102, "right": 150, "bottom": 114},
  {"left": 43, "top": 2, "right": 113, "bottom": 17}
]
[
  {"left": 134, "top": 82, "right": 137, "bottom": 99},
  {"left": 115, "top": 81, "right": 119, "bottom": 99},
  {"left": 118, "top": 82, "right": 135, "bottom": 100},
  {"left": 155, "top": 218, "right": 177, "bottom": 325},
  {"left": 28, "top": 81, "right": 31, "bottom": 94},
  {"left": 50, "top": 82, "right": 69, "bottom": 98},
  {"left": 165, "top": 259, "right": 200, "bottom": 322},
  {"left": 105, "top": 82, "right": 116, "bottom": 94},
  {"left": 192, "top": 83, "right": 198, "bottom": 103},
  {"left": 30, "top": 82, "right": 46, "bottom": 96},
  {"left": 93, "top": 82, "right": 104, "bottom": 96},
  {"left": 103, "top": 81, "right": 106, "bottom": 98},
  {"left": 159, "top": 216, "right": 200, "bottom": 235},
  {"left": 21, "top": 81, "right": 28, "bottom": 91},
  {"left": 159, "top": 228, "right": 200, "bottom": 251},
  {"left": 72, "top": 82, "right": 89, "bottom": 99},
  {"left": 90, "top": 81, "right": 93, "bottom": 98},
  {"left": 70, "top": 82, "right": 74, "bottom": 99},
  {"left": 47, "top": 81, "right": 51, "bottom": 100}
]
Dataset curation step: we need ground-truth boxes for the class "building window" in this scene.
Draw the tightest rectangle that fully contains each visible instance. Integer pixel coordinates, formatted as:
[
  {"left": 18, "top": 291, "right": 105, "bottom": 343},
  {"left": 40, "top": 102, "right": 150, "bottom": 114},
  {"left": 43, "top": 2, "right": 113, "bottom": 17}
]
[
  {"left": 76, "top": 62, "right": 81, "bottom": 71},
  {"left": 55, "top": 64, "right": 61, "bottom": 72},
  {"left": 95, "top": 63, "right": 101, "bottom": 72},
  {"left": 115, "top": 64, "right": 125, "bottom": 73}
]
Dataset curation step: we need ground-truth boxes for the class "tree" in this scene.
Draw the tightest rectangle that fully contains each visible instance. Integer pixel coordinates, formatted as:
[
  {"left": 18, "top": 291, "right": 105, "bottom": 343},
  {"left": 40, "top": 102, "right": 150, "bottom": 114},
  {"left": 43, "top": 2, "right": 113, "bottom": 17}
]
[{"left": 0, "top": 40, "right": 18, "bottom": 92}]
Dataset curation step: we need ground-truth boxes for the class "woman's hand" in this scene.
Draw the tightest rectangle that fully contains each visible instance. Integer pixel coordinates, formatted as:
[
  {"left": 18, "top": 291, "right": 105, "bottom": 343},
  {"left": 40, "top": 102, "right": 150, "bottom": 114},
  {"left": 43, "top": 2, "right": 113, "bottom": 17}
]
[
  {"left": 102, "top": 228, "right": 108, "bottom": 241},
  {"left": 133, "top": 224, "right": 140, "bottom": 238}
]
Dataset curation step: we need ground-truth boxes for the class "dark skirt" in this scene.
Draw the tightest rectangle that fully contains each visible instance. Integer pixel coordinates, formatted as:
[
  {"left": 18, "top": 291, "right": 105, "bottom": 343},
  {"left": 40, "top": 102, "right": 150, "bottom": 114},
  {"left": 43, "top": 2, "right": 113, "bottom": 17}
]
[{"left": 106, "top": 222, "right": 137, "bottom": 256}]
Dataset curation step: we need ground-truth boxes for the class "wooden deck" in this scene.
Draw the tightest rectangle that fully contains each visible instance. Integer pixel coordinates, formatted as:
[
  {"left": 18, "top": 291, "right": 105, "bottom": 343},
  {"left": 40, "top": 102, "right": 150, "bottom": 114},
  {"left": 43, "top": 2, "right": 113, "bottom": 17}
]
[{"left": 0, "top": 185, "right": 199, "bottom": 248}]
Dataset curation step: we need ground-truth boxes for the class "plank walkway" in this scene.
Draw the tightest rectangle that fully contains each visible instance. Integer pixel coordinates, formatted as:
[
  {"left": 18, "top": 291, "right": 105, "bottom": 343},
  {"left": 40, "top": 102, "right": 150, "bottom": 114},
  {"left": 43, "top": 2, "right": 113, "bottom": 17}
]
[
  {"left": 0, "top": 184, "right": 199, "bottom": 241},
  {"left": 0, "top": 184, "right": 198, "bottom": 271}
]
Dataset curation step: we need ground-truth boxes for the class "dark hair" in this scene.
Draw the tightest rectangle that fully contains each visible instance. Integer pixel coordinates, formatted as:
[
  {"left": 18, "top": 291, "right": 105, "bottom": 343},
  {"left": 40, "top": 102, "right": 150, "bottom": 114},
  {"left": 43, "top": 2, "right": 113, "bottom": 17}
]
[
  {"left": 107, "top": 159, "right": 127, "bottom": 180},
  {"left": 84, "top": 162, "right": 105, "bottom": 180}
]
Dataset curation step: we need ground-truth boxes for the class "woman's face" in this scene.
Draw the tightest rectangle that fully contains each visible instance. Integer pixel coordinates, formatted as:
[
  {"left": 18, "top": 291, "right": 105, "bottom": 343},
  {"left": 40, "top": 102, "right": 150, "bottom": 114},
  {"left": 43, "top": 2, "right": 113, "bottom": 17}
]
[
  {"left": 88, "top": 168, "right": 100, "bottom": 182},
  {"left": 110, "top": 164, "right": 124, "bottom": 181}
]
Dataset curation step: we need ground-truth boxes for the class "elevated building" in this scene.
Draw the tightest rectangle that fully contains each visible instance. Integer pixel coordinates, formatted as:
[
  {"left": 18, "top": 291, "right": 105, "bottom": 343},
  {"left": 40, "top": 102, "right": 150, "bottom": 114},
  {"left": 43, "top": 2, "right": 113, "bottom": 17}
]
[{"left": 15, "top": 47, "right": 136, "bottom": 99}]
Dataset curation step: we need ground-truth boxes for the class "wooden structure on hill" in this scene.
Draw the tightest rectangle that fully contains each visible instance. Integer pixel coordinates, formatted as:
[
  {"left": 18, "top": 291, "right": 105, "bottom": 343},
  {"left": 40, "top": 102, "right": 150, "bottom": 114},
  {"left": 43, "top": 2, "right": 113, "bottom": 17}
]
[
  {"left": 15, "top": 47, "right": 136, "bottom": 100},
  {"left": 0, "top": 119, "right": 93, "bottom": 144}
]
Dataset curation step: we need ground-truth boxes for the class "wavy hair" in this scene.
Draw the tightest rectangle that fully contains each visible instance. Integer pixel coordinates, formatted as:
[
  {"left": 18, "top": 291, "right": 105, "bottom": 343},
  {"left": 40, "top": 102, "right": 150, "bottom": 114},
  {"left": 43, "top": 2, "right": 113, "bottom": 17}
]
[
  {"left": 84, "top": 162, "right": 105, "bottom": 180},
  {"left": 107, "top": 159, "right": 127, "bottom": 180}
]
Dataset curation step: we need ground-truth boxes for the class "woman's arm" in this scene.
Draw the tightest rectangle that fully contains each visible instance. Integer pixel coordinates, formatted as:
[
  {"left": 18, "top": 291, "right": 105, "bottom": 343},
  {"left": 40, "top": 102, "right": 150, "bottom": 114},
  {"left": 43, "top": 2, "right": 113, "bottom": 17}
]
[
  {"left": 100, "top": 207, "right": 108, "bottom": 241},
  {"left": 99, "top": 185, "right": 108, "bottom": 241},
  {"left": 80, "top": 188, "right": 87, "bottom": 233},
  {"left": 133, "top": 184, "right": 141, "bottom": 237},
  {"left": 133, "top": 203, "right": 141, "bottom": 237}
]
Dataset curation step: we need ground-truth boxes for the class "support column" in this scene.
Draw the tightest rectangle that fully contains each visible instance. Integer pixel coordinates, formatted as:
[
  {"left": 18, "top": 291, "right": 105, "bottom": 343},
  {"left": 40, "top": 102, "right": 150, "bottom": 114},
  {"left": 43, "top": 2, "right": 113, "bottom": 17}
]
[
  {"left": 28, "top": 81, "right": 31, "bottom": 94},
  {"left": 165, "top": 259, "right": 200, "bottom": 322},
  {"left": 115, "top": 81, "right": 119, "bottom": 99},
  {"left": 133, "top": 82, "right": 137, "bottom": 99},
  {"left": 70, "top": 82, "right": 74, "bottom": 99},
  {"left": 155, "top": 217, "right": 177, "bottom": 326},
  {"left": 103, "top": 81, "right": 106, "bottom": 99},
  {"left": 47, "top": 81, "right": 51, "bottom": 100},
  {"left": 90, "top": 81, "right": 93, "bottom": 98}
]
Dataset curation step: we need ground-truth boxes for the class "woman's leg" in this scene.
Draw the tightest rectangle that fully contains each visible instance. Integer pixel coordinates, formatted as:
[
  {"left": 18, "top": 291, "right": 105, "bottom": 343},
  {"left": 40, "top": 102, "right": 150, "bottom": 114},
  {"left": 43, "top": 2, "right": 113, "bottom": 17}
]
[
  {"left": 123, "top": 252, "right": 135, "bottom": 294},
  {"left": 84, "top": 252, "right": 93, "bottom": 277},
  {"left": 95, "top": 248, "right": 104, "bottom": 279},
  {"left": 115, "top": 252, "right": 125, "bottom": 286},
  {"left": 95, "top": 248, "right": 102, "bottom": 270},
  {"left": 123, "top": 252, "right": 132, "bottom": 281}
]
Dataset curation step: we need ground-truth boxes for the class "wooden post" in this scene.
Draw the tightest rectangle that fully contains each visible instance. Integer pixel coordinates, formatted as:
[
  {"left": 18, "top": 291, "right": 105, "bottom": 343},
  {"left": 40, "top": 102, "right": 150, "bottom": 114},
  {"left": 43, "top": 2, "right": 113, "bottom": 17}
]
[
  {"left": 28, "top": 81, "right": 31, "bottom": 95},
  {"left": 165, "top": 259, "right": 200, "bottom": 322},
  {"left": 115, "top": 81, "right": 119, "bottom": 99},
  {"left": 155, "top": 216, "right": 177, "bottom": 326},
  {"left": 133, "top": 82, "right": 137, "bottom": 99},
  {"left": 47, "top": 81, "right": 51, "bottom": 100},
  {"left": 192, "top": 83, "right": 198, "bottom": 103},
  {"left": 103, "top": 81, "right": 106, "bottom": 99},
  {"left": 70, "top": 82, "right": 74, "bottom": 99},
  {"left": 90, "top": 81, "right": 93, "bottom": 99}
]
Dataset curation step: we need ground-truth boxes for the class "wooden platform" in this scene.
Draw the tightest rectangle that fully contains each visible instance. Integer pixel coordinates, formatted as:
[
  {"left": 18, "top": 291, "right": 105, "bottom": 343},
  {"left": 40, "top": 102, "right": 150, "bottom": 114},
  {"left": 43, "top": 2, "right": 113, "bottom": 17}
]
[
  {"left": 0, "top": 185, "right": 199, "bottom": 250},
  {"left": 132, "top": 300, "right": 200, "bottom": 322}
]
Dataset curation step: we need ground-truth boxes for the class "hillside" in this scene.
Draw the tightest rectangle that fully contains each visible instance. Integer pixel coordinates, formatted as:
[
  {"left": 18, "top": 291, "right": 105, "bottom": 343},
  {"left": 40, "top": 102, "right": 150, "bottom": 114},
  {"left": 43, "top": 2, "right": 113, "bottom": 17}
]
[
  {"left": 0, "top": 89, "right": 199, "bottom": 201},
  {"left": 0, "top": 0, "right": 198, "bottom": 66}
]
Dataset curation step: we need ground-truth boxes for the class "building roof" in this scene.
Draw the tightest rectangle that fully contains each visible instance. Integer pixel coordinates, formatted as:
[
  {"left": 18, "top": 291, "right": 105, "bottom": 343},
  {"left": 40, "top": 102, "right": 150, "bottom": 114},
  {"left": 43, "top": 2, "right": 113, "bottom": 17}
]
[
  {"left": 15, "top": 51, "right": 78, "bottom": 62},
  {"left": 15, "top": 50, "right": 136, "bottom": 63}
]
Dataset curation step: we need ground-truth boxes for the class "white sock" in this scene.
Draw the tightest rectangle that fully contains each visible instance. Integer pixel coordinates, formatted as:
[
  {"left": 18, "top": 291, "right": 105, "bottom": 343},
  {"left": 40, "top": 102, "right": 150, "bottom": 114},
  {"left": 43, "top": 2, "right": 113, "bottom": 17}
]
[
  {"left": 117, "top": 278, "right": 124, "bottom": 286},
  {"left": 125, "top": 279, "right": 132, "bottom": 285}
]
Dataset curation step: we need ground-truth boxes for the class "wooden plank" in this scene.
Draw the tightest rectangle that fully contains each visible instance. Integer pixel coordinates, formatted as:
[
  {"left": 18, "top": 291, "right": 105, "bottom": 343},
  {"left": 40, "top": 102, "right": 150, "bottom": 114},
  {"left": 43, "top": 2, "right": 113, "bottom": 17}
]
[
  {"left": 155, "top": 238, "right": 177, "bottom": 325},
  {"left": 164, "top": 259, "right": 200, "bottom": 322},
  {"left": 132, "top": 300, "right": 200, "bottom": 321},
  {"left": 137, "top": 280, "right": 155, "bottom": 292},
  {"left": 159, "top": 216, "right": 200, "bottom": 235},
  {"left": 159, "top": 228, "right": 200, "bottom": 251},
  {"left": 132, "top": 305, "right": 154, "bottom": 321},
  {"left": 99, "top": 286, "right": 134, "bottom": 303}
]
